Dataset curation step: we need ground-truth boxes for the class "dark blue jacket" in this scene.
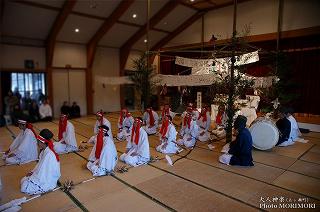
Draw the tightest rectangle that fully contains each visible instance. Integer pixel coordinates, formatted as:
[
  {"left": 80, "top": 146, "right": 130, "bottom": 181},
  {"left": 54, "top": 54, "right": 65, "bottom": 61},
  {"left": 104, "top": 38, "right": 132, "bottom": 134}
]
[{"left": 228, "top": 128, "right": 254, "bottom": 166}]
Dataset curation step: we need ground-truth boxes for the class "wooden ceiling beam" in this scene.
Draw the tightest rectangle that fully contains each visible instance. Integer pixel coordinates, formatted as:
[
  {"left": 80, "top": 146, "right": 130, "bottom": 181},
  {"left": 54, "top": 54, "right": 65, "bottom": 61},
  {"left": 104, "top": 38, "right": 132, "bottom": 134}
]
[
  {"left": 119, "top": 0, "right": 180, "bottom": 72},
  {"left": 46, "top": 0, "right": 76, "bottom": 67},
  {"left": 46, "top": 0, "right": 76, "bottom": 114},
  {"left": 159, "top": 26, "right": 320, "bottom": 51},
  {"left": 87, "top": 0, "right": 134, "bottom": 68},
  {"left": 86, "top": 0, "right": 133, "bottom": 114}
]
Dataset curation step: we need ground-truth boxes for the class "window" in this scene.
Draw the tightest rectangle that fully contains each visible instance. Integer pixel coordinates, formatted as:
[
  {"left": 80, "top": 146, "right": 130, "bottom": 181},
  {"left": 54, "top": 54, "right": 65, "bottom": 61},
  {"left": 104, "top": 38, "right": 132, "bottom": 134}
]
[{"left": 11, "top": 72, "right": 46, "bottom": 98}]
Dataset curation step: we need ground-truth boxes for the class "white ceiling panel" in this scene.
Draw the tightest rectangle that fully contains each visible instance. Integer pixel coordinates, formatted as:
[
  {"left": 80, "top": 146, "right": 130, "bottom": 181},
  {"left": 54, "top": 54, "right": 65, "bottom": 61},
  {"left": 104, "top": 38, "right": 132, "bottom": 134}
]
[
  {"left": 57, "top": 14, "right": 103, "bottom": 43},
  {"left": 154, "top": 5, "right": 197, "bottom": 32},
  {"left": 73, "top": 0, "right": 121, "bottom": 18},
  {"left": 24, "top": 0, "right": 65, "bottom": 8},
  {"left": 119, "top": 0, "right": 169, "bottom": 25},
  {"left": 2, "top": 2, "right": 58, "bottom": 39},
  {"left": 99, "top": 23, "right": 139, "bottom": 47},
  {"left": 132, "top": 30, "right": 167, "bottom": 51}
]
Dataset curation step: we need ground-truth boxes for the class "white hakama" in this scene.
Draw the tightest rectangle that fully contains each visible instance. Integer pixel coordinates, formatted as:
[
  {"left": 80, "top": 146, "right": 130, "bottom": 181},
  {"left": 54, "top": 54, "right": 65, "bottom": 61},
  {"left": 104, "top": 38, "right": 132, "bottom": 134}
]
[
  {"left": 117, "top": 116, "right": 134, "bottom": 141},
  {"left": 87, "top": 136, "right": 118, "bottom": 176},
  {"left": 21, "top": 147, "right": 60, "bottom": 195},
  {"left": 156, "top": 124, "right": 179, "bottom": 154},
  {"left": 177, "top": 121, "right": 199, "bottom": 148},
  {"left": 197, "top": 113, "right": 211, "bottom": 142},
  {"left": 54, "top": 121, "right": 78, "bottom": 154},
  {"left": 143, "top": 111, "right": 159, "bottom": 135},
  {"left": 3, "top": 129, "right": 38, "bottom": 165},
  {"left": 220, "top": 143, "right": 232, "bottom": 164},
  {"left": 288, "top": 115, "right": 302, "bottom": 141},
  {"left": 120, "top": 128, "right": 150, "bottom": 167}
]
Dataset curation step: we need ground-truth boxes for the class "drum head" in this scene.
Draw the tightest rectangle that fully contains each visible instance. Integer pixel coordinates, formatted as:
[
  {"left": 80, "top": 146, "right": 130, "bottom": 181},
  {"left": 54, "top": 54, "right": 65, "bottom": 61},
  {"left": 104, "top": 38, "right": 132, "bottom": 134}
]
[{"left": 249, "top": 120, "right": 279, "bottom": 150}]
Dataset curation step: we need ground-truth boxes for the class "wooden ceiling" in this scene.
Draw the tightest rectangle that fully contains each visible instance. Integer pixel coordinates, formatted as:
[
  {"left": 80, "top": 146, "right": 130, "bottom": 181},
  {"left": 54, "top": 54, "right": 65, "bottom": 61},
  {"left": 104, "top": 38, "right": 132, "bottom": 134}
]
[{"left": 1, "top": 0, "right": 245, "bottom": 50}]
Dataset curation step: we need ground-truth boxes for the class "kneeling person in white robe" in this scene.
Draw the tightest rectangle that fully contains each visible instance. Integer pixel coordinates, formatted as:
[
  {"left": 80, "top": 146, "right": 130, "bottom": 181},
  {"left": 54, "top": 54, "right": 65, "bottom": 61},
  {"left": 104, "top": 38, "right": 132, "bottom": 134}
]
[
  {"left": 197, "top": 107, "right": 211, "bottom": 142},
  {"left": 159, "top": 104, "right": 175, "bottom": 129},
  {"left": 87, "top": 125, "right": 118, "bottom": 176},
  {"left": 177, "top": 113, "right": 199, "bottom": 148},
  {"left": 21, "top": 129, "right": 61, "bottom": 195},
  {"left": 88, "top": 111, "right": 113, "bottom": 143},
  {"left": 143, "top": 107, "right": 159, "bottom": 135},
  {"left": 117, "top": 109, "right": 134, "bottom": 141},
  {"left": 120, "top": 118, "right": 150, "bottom": 167},
  {"left": 54, "top": 114, "right": 78, "bottom": 154},
  {"left": 3, "top": 120, "right": 38, "bottom": 165},
  {"left": 156, "top": 115, "right": 179, "bottom": 154}
]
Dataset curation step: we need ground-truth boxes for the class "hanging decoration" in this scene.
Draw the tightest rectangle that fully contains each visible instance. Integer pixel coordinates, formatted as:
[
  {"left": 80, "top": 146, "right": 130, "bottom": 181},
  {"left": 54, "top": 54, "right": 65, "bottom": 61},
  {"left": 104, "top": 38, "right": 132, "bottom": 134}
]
[
  {"left": 175, "top": 51, "right": 260, "bottom": 75},
  {"left": 95, "top": 74, "right": 277, "bottom": 88}
]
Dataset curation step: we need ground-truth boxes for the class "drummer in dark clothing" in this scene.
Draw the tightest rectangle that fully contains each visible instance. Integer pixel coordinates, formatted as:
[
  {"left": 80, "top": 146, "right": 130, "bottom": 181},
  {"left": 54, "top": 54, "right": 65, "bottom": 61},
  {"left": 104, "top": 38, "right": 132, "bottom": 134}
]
[
  {"left": 276, "top": 107, "right": 293, "bottom": 147},
  {"left": 219, "top": 115, "right": 254, "bottom": 167}
]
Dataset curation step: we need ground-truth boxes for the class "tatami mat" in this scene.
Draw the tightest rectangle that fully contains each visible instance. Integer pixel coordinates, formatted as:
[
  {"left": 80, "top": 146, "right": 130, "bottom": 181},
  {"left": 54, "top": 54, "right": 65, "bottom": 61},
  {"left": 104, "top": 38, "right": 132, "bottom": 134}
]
[
  {"left": 115, "top": 164, "right": 166, "bottom": 186},
  {"left": 70, "top": 175, "right": 168, "bottom": 212},
  {"left": 273, "top": 171, "right": 320, "bottom": 199},
  {"left": 271, "top": 142, "right": 314, "bottom": 158},
  {"left": 288, "top": 160, "right": 320, "bottom": 179},
  {"left": 136, "top": 173, "right": 257, "bottom": 212},
  {"left": 252, "top": 150, "right": 297, "bottom": 169},
  {"left": 71, "top": 188, "right": 168, "bottom": 212},
  {"left": 59, "top": 153, "right": 92, "bottom": 184},
  {"left": 1, "top": 114, "right": 319, "bottom": 211},
  {"left": 0, "top": 162, "right": 36, "bottom": 204},
  {"left": 300, "top": 151, "right": 320, "bottom": 165},
  {"left": 21, "top": 190, "right": 78, "bottom": 212}
]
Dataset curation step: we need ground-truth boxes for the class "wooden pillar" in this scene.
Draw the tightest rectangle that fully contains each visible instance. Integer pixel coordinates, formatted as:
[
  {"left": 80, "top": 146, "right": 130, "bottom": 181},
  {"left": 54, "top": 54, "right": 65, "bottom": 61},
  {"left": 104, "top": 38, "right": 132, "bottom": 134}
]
[{"left": 85, "top": 67, "right": 93, "bottom": 114}]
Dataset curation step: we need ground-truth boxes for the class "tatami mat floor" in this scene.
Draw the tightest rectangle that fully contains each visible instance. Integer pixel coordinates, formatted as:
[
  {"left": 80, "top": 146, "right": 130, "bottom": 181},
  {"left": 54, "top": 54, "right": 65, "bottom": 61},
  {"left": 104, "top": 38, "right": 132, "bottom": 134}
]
[{"left": 1, "top": 113, "right": 319, "bottom": 211}]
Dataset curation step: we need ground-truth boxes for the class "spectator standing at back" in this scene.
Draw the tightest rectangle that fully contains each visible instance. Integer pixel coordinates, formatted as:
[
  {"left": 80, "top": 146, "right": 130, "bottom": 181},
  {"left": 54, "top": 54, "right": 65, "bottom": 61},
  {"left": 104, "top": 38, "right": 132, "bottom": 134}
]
[
  {"left": 39, "top": 99, "right": 52, "bottom": 121},
  {"left": 32, "top": 89, "right": 45, "bottom": 105},
  {"left": 13, "top": 87, "right": 22, "bottom": 101},
  {"left": 4, "top": 90, "right": 19, "bottom": 115}
]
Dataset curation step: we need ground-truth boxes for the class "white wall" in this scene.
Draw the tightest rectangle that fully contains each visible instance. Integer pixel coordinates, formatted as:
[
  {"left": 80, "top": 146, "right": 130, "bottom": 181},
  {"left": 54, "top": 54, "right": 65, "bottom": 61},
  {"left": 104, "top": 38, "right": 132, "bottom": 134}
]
[
  {"left": 282, "top": 0, "right": 320, "bottom": 31},
  {"left": 53, "top": 42, "right": 87, "bottom": 68},
  {"left": 0, "top": 44, "right": 46, "bottom": 69},
  {"left": 166, "top": 0, "right": 320, "bottom": 47},
  {"left": 125, "top": 50, "right": 144, "bottom": 71},
  {"left": 52, "top": 69, "right": 87, "bottom": 118},
  {"left": 92, "top": 47, "right": 120, "bottom": 112}
]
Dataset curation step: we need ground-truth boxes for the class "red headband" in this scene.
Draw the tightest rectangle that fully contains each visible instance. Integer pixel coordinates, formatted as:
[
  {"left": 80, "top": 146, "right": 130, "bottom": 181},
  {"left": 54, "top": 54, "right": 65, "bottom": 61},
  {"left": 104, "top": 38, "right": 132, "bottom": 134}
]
[{"left": 37, "top": 135, "right": 59, "bottom": 161}]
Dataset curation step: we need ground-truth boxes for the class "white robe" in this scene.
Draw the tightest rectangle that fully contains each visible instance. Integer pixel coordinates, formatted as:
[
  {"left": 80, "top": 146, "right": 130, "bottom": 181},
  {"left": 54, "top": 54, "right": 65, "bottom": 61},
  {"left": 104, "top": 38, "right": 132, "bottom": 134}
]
[
  {"left": 197, "top": 113, "right": 211, "bottom": 142},
  {"left": 177, "top": 121, "right": 199, "bottom": 148},
  {"left": 120, "top": 128, "right": 150, "bottom": 167},
  {"left": 87, "top": 136, "right": 118, "bottom": 176},
  {"left": 39, "top": 104, "right": 52, "bottom": 119},
  {"left": 21, "top": 147, "right": 61, "bottom": 195},
  {"left": 156, "top": 124, "right": 179, "bottom": 154},
  {"left": 143, "top": 111, "right": 159, "bottom": 135},
  {"left": 159, "top": 110, "right": 175, "bottom": 129},
  {"left": 117, "top": 116, "right": 134, "bottom": 141},
  {"left": 3, "top": 129, "right": 38, "bottom": 165},
  {"left": 54, "top": 121, "right": 78, "bottom": 154},
  {"left": 288, "top": 115, "right": 302, "bottom": 141},
  {"left": 89, "top": 117, "right": 113, "bottom": 143}
]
